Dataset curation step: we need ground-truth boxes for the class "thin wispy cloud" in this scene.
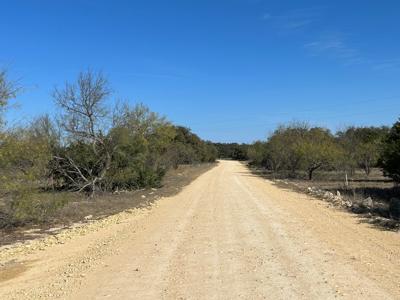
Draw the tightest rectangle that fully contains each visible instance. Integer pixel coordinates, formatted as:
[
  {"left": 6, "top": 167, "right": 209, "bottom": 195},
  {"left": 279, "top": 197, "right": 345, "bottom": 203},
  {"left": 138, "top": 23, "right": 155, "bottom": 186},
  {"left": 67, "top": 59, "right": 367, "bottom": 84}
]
[
  {"left": 304, "top": 34, "right": 364, "bottom": 65},
  {"left": 263, "top": 8, "right": 400, "bottom": 71},
  {"left": 371, "top": 59, "right": 400, "bottom": 71},
  {"left": 304, "top": 34, "right": 400, "bottom": 70},
  {"left": 262, "top": 7, "right": 322, "bottom": 32}
]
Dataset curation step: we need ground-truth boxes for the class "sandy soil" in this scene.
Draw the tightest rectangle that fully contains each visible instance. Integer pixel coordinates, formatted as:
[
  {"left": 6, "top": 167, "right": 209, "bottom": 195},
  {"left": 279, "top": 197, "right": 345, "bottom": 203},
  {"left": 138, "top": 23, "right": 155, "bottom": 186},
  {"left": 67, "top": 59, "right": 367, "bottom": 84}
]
[{"left": 1, "top": 160, "right": 399, "bottom": 299}]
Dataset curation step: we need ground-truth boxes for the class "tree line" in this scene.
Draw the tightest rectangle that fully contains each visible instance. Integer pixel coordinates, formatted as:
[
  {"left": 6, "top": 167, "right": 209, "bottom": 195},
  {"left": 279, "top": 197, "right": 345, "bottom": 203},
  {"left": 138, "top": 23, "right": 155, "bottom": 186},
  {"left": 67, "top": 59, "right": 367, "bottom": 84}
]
[
  {"left": 0, "top": 69, "right": 217, "bottom": 224},
  {"left": 213, "top": 143, "right": 249, "bottom": 161},
  {"left": 246, "top": 121, "right": 400, "bottom": 182}
]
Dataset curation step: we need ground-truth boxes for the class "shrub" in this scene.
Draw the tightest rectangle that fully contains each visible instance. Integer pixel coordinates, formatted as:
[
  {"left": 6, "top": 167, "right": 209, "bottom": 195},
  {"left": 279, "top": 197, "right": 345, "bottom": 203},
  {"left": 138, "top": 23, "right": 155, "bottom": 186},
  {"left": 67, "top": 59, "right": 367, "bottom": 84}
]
[
  {"left": 2, "top": 192, "right": 69, "bottom": 227},
  {"left": 380, "top": 119, "right": 400, "bottom": 182}
]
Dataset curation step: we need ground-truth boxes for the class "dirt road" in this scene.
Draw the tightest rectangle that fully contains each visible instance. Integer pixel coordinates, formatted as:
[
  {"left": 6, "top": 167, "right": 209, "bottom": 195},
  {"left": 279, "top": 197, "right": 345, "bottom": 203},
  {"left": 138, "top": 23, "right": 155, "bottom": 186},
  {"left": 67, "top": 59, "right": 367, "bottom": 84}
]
[{"left": 1, "top": 160, "right": 400, "bottom": 299}]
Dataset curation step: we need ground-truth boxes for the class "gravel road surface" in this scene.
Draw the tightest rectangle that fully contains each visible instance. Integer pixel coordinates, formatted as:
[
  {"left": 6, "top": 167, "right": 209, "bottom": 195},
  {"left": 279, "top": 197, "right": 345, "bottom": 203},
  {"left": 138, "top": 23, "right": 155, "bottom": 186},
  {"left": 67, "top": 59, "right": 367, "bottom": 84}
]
[{"left": 1, "top": 160, "right": 399, "bottom": 299}]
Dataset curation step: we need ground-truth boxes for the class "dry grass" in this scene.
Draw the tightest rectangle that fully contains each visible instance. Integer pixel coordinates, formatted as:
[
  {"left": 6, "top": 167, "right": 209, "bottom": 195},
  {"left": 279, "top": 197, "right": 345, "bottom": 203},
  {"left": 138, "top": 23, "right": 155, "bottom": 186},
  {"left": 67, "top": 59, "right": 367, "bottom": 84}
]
[
  {"left": 252, "top": 168, "right": 396, "bottom": 201},
  {"left": 0, "top": 163, "right": 217, "bottom": 246},
  {"left": 249, "top": 166, "right": 400, "bottom": 230}
]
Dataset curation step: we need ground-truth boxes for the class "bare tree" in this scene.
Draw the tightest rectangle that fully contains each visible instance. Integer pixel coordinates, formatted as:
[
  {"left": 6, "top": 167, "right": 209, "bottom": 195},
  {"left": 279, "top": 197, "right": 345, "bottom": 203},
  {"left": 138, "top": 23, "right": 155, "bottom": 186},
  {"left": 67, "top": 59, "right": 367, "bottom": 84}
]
[
  {"left": 0, "top": 69, "right": 20, "bottom": 125},
  {"left": 52, "top": 70, "right": 113, "bottom": 195}
]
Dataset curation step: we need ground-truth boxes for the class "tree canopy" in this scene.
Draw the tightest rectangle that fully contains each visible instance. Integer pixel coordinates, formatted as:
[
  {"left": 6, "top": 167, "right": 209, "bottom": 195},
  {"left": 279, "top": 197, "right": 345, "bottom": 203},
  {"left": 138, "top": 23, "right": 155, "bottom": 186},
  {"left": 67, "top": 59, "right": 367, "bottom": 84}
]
[{"left": 380, "top": 119, "right": 400, "bottom": 182}]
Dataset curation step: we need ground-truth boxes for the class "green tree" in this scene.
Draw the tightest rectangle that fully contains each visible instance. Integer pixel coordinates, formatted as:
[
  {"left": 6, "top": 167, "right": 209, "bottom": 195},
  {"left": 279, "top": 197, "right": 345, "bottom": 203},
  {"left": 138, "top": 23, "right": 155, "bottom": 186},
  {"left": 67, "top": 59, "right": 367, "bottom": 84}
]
[
  {"left": 169, "top": 127, "right": 217, "bottom": 166},
  {"left": 108, "top": 103, "right": 176, "bottom": 189},
  {"left": 0, "top": 69, "right": 48, "bottom": 195},
  {"left": 297, "top": 127, "right": 341, "bottom": 180},
  {"left": 213, "top": 143, "right": 249, "bottom": 160},
  {"left": 0, "top": 128, "right": 51, "bottom": 195},
  {"left": 247, "top": 141, "right": 268, "bottom": 167},
  {"left": 337, "top": 126, "right": 389, "bottom": 176},
  {"left": 268, "top": 123, "right": 308, "bottom": 177},
  {"left": 380, "top": 119, "right": 400, "bottom": 182},
  {"left": 251, "top": 123, "right": 341, "bottom": 179}
]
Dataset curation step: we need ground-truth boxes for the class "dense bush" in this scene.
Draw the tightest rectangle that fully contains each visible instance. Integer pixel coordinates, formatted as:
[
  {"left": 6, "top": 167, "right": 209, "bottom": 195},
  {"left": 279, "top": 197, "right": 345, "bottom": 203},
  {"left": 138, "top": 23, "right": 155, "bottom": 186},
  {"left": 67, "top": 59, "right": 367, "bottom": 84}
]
[
  {"left": 213, "top": 143, "right": 249, "bottom": 160},
  {"left": 380, "top": 119, "right": 400, "bottom": 182},
  {"left": 106, "top": 104, "right": 176, "bottom": 189},
  {"left": 5, "top": 192, "right": 69, "bottom": 225},
  {"left": 171, "top": 126, "right": 218, "bottom": 165},
  {"left": 337, "top": 126, "right": 389, "bottom": 175},
  {"left": 247, "top": 122, "right": 393, "bottom": 181}
]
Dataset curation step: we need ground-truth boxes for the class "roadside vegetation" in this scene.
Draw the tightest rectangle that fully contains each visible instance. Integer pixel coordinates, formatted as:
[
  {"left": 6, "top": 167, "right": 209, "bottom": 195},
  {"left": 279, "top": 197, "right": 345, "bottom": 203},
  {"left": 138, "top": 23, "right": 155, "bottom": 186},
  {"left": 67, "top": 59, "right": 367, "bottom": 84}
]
[
  {"left": 0, "top": 69, "right": 217, "bottom": 229},
  {"left": 213, "top": 143, "right": 249, "bottom": 160},
  {"left": 247, "top": 121, "right": 400, "bottom": 225}
]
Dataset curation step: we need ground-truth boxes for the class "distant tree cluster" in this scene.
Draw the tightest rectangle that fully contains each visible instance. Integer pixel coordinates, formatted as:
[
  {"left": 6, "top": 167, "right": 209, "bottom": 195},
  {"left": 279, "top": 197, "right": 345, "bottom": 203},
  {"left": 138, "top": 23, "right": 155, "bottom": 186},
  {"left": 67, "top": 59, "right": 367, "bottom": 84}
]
[
  {"left": 0, "top": 69, "right": 216, "bottom": 224},
  {"left": 247, "top": 121, "right": 399, "bottom": 182},
  {"left": 213, "top": 143, "right": 249, "bottom": 160}
]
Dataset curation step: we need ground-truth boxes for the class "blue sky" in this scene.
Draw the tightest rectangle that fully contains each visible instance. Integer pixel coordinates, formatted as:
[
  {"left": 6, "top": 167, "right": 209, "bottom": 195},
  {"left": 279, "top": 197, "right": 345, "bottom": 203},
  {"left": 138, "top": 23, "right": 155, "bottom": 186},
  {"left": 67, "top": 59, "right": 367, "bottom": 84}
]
[{"left": 1, "top": 0, "right": 399, "bottom": 142}]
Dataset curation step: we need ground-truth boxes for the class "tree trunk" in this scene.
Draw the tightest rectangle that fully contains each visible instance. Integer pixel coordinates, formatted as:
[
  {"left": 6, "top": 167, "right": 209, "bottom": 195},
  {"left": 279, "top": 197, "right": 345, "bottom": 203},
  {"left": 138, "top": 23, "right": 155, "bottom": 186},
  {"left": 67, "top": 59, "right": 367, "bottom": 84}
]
[
  {"left": 308, "top": 169, "right": 314, "bottom": 180},
  {"left": 308, "top": 164, "right": 322, "bottom": 180},
  {"left": 364, "top": 163, "right": 371, "bottom": 176}
]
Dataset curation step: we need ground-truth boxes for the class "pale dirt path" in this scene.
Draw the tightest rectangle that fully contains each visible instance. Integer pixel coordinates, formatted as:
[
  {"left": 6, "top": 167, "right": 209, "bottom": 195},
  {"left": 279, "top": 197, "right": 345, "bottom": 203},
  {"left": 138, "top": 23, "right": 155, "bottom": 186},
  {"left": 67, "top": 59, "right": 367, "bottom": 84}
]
[{"left": 1, "top": 160, "right": 400, "bottom": 299}]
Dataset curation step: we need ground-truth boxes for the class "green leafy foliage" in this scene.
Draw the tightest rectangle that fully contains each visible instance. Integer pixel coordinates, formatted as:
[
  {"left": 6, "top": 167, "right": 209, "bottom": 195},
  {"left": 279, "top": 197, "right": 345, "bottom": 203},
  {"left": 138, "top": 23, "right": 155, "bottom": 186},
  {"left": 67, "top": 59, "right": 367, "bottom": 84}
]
[
  {"left": 296, "top": 127, "right": 342, "bottom": 180},
  {"left": 213, "top": 143, "right": 249, "bottom": 160},
  {"left": 106, "top": 104, "right": 174, "bottom": 189},
  {"left": 106, "top": 111, "right": 217, "bottom": 190},
  {"left": 0, "top": 128, "right": 52, "bottom": 194},
  {"left": 248, "top": 122, "right": 397, "bottom": 181},
  {"left": 247, "top": 141, "right": 269, "bottom": 167},
  {"left": 380, "top": 120, "right": 400, "bottom": 182},
  {"left": 337, "top": 126, "right": 389, "bottom": 175}
]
